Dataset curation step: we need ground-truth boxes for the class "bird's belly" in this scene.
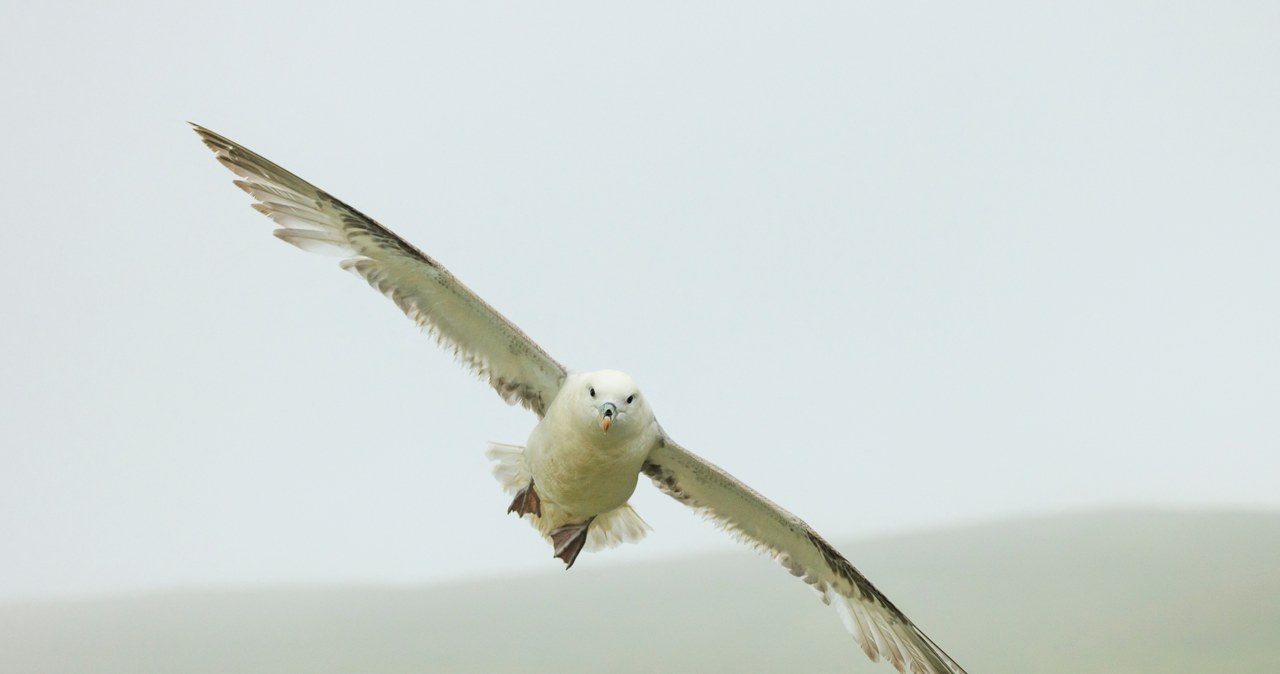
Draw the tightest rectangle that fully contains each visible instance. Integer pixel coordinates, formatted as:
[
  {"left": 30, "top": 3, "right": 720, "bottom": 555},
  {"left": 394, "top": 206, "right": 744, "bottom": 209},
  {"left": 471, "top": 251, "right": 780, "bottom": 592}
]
[{"left": 527, "top": 436, "right": 645, "bottom": 519}]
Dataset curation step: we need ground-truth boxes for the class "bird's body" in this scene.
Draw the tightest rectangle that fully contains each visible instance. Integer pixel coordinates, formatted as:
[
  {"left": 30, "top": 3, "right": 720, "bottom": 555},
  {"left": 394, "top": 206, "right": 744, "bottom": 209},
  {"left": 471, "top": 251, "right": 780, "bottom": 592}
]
[
  {"left": 505, "top": 370, "right": 660, "bottom": 565},
  {"left": 193, "top": 124, "right": 968, "bottom": 674},
  {"left": 524, "top": 371, "right": 654, "bottom": 523}
]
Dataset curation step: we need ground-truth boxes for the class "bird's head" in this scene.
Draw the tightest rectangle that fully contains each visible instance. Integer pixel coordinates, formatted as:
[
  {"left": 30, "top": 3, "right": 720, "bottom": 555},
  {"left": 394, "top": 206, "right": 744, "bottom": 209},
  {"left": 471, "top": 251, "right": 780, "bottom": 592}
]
[{"left": 576, "top": 369, "right": 648, "bottom": 435}]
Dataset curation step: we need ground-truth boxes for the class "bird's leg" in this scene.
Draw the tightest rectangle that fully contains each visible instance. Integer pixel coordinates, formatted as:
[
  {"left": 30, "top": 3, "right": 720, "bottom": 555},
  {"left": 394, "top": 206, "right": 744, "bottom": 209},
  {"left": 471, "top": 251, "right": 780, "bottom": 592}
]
[
  {"left": 507, "top": 480, "right": 542, "bottom": 518},
  {"left": 549, "top": 517, "right": 595, "bottom": 569}
]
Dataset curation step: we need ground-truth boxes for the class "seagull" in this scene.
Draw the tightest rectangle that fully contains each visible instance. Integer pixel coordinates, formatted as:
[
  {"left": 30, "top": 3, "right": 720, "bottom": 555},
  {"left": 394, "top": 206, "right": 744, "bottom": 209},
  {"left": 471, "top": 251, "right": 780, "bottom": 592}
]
[{"left": 192, "top": 124, "right": 968, "bottom": 674}]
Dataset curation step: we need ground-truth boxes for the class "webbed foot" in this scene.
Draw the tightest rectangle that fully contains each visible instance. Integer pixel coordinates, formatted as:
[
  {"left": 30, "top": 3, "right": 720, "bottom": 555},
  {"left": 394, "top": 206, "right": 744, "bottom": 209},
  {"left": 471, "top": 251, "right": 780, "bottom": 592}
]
[
  {"left": 549, "top": 517, "right": 594, "bottom": 569},
  {"left": 507, "top": 481, "right": 542, "bottom": 518}
]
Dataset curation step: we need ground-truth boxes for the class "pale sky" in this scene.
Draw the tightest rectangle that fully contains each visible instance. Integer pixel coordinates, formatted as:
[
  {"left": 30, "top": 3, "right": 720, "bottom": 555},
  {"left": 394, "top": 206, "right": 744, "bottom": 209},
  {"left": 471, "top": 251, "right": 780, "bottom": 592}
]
[{"left": 1, "top": 1, "right": 1276, "bottom": 600}]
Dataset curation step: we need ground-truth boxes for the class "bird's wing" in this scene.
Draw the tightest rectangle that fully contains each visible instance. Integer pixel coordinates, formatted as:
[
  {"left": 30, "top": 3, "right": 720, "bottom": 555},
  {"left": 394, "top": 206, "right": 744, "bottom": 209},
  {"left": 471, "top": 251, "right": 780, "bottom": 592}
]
[
  {"left": 193, "top": 125, "right": 568, "bottom": 417},
  {"left": 643, "top": 439, "right": 966, "bottom": 674}
]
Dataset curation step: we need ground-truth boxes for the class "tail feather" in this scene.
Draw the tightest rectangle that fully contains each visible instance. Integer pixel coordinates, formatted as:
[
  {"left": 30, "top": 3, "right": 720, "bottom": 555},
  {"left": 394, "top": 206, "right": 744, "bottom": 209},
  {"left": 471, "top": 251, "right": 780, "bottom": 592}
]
[
  {"left": 585, "top": 503, "right": 651, "bottom": 550},
  {"left": 485, "top": 442, "right": 530, "bottom": 495}
]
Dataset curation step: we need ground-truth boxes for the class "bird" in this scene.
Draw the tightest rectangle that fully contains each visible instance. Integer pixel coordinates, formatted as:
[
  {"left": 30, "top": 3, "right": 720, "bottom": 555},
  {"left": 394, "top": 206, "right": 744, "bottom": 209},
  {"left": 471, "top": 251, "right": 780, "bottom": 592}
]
[{"left": 192, "top": 123, "right": 968, "bottom": 674}]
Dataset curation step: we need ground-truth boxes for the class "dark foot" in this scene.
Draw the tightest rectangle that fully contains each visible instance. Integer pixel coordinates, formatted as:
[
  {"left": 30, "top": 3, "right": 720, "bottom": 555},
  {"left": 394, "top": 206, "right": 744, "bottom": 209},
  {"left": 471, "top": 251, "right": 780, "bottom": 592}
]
[
  {"left": 550, "top": 517, "right": 595, "bottom": 569},
  {"left": 507, "top": 481, "right": 542, "bottom": 517}
]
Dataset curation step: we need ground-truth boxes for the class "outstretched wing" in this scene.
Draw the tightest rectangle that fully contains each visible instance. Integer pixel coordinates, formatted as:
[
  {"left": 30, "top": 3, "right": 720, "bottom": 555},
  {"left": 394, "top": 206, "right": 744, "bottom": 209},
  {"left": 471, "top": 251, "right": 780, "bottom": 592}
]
[
  {"left": 643, "top": 439, "right": 966, "bottom": 674},
  {"left": 193, "top": 125, "right": 568, "bottom": 417}
]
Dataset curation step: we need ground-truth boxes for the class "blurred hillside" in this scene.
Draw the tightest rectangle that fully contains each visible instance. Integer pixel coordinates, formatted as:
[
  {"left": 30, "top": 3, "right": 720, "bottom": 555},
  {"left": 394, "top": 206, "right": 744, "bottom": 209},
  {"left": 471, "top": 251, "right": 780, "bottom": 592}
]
[{"left": 3, "top": 509, "right": 1276, "bottom": 673}]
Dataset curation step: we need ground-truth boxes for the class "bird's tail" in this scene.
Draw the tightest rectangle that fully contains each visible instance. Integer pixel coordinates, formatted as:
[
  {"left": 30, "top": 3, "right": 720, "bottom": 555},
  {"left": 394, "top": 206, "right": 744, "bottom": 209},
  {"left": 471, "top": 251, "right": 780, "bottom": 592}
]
[{"left": 485, "top": 442, "right": 531, "bottom": 495}]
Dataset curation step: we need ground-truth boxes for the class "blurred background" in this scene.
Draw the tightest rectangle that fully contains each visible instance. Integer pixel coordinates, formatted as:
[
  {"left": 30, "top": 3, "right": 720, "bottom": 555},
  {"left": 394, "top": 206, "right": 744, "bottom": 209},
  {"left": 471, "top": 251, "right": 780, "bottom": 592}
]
[{"left": 1, "top": 1, "right": 1276, "bottom": 671}]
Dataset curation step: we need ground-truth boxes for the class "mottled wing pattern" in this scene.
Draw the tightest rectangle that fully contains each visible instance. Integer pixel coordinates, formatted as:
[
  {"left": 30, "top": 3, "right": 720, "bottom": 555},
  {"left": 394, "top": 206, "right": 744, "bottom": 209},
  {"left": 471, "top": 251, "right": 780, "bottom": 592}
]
[
  {"left": 643, "top": 440, "right": 966, "bottom": 674},
  {"left": 193, "top": 125, "right": 568, "bottom": 416}
]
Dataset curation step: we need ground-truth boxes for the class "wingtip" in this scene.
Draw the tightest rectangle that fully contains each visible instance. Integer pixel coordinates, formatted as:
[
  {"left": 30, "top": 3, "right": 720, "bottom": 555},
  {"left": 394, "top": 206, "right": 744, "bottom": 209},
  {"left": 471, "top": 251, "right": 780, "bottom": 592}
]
[
  {"left": 189, "top": 123, "right": 226, "bottom": 149},
  {"left": 189, "top": 123, "right": 224, "bottom": 154}
]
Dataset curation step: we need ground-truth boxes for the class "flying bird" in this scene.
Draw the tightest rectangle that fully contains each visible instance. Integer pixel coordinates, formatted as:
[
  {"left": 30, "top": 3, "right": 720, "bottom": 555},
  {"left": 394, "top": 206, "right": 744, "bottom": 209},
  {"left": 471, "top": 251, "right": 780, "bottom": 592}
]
[{"left": 192, "top": 124, "right": 967, "bottom": 674}]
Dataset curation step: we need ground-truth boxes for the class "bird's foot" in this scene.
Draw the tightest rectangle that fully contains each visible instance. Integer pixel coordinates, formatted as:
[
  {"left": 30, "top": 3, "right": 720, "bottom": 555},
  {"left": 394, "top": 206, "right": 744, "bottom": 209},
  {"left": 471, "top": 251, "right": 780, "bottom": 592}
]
[
  {"left": 550, "top": 517, "right": 594, "bottom": 569},
  {"left": 507, "top": 481, "right": 542, "bottom": 518}
]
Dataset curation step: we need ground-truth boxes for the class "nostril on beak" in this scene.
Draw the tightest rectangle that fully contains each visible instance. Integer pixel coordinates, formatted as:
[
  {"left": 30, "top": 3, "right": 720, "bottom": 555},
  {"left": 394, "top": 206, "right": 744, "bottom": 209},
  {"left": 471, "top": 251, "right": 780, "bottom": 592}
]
[{"left": 604, "top": 408, "right": 614, "bottom": 417}]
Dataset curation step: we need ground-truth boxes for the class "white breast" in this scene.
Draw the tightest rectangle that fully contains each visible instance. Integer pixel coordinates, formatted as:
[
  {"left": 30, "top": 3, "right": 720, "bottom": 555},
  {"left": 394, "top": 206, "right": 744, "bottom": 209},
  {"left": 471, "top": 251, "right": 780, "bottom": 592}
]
[{"left": 524, "top": 386, "right": 655, "bottom": 520}]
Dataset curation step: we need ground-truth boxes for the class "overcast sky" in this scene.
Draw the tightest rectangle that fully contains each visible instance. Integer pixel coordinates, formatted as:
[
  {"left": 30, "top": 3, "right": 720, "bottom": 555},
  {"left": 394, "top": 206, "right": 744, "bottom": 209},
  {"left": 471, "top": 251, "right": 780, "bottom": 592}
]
[{"left": 1, "top": 1, "right": 1276, "bottom": 600}]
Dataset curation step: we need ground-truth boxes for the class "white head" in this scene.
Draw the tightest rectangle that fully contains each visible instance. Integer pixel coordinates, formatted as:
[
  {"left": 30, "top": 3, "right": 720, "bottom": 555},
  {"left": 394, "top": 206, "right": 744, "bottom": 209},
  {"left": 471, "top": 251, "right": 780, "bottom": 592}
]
[{"left": 573, "top": 369, "right": 650, "bottom": 435}]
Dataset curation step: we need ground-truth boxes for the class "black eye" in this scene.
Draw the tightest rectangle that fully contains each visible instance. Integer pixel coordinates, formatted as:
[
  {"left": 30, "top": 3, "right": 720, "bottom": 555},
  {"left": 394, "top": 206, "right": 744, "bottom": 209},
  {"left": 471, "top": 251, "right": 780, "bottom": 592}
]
[
  {"left": 626, "top": 394, "right": 635, "bottom": 404},
  {"left": 589, "top": 387, "right": 596, "bottom": 398}
]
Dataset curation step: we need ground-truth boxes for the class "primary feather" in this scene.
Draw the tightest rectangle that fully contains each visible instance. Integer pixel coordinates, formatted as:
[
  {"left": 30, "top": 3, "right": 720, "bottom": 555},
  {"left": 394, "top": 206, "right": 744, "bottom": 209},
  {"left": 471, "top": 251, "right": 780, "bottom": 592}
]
[
  {"left": 643, "top": 440, "right": 966, "bottom": 674},
  {"left": 194, "top": 124, "right": 567, "bottom": 416}
]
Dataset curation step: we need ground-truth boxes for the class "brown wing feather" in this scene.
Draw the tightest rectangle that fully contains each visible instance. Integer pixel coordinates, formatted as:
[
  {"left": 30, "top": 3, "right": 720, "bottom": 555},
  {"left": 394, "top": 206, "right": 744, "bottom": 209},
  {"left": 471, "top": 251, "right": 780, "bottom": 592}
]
[
  {"left": 643, "top": 439, "right": 967, "bottom": 674},
  {"left": 193, "top": 124, "right": 568, "bottom": 416}
]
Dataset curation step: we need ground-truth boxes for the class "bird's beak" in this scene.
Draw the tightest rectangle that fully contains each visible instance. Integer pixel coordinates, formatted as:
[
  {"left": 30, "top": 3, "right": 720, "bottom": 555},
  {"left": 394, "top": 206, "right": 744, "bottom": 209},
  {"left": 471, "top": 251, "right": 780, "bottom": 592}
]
[{"left": 601, "top": 403, "right": 617, "bottom": 432}]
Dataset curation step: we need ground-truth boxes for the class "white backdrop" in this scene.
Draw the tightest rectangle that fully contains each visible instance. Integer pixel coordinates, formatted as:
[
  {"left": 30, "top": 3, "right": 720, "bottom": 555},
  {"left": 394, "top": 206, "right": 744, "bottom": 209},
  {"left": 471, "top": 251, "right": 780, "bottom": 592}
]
[{"left": 1, "top": 1, "right": 1276, "bottom": 599}]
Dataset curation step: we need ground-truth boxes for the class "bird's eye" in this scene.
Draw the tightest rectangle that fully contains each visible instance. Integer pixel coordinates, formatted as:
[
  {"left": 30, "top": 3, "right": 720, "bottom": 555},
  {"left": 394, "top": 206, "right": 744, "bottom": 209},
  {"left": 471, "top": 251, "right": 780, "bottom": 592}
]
[
  {"left": 626, "top": 394, "right": 635, "bottom": 404},
  {"left": 589, "top": 387, "right": 596, "bottom": 398}
]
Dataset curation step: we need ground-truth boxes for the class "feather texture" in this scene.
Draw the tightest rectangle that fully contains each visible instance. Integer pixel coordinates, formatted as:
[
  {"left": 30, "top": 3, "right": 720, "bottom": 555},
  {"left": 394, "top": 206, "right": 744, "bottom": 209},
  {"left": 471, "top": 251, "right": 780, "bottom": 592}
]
[
  {"left": 486, "top": 442, "right": 651, "bottom": 550},
  {"left": 193, "top": 125, "right": 568, "bottom": 416},
  {"left": 643, "top": 439, "right": 966, "bottom": 674}
]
